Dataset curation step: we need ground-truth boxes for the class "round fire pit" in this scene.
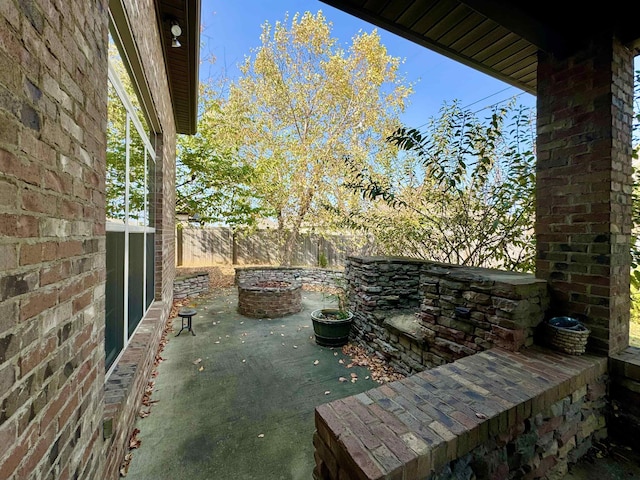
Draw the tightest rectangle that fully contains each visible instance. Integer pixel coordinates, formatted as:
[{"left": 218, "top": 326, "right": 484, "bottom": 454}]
[{"left": 237, "top": 279, "right": 302, "bottom": 318}]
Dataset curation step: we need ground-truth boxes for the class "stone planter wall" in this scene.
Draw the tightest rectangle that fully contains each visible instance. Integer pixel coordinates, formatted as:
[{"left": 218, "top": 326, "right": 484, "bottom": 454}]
[
  {"left": 173, "top": 272, "right": 210, "bottom": 299},
  {"left": 235, "top": 266, "right": 343, "bottom": 290},
  {"left": 346, "top": 256, "right": 549, "bottom": 375}
]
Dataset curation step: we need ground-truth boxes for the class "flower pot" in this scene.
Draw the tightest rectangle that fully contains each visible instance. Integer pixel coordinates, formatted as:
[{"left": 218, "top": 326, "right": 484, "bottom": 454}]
[
  {"left": 311, "top": 308, "right": 354, "bottom": 347},
  {"left": 543, "top": 316, "right": 590, "bottom": 355}
]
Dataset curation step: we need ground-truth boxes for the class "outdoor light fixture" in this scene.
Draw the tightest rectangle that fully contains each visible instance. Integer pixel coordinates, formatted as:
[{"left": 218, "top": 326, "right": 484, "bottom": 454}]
[{"left": 170, "top": 20, "right": 182, "bottom": 48}]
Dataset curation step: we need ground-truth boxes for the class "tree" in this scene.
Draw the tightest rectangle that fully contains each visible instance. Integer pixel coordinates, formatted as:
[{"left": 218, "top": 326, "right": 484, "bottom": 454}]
[
  {"left": 176, "top": 83, "right": 264, "bottom": 229},
  {"left": 346, "top": 100, "right": 537, "bottom": 272},
  {"left": 225, "top": 11, "right": 412, "bottom": 264}
]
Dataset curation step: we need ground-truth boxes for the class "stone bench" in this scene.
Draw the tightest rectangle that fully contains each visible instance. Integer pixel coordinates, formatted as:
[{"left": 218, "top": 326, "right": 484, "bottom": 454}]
[{"left": 313, "top": 346, "right": 607, "bottom": 480}]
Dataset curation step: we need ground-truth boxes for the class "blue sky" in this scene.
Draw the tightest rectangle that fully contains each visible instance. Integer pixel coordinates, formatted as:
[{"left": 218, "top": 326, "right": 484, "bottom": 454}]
[{"left": 199, "top": 0, "right": 537, "bottom": 129}]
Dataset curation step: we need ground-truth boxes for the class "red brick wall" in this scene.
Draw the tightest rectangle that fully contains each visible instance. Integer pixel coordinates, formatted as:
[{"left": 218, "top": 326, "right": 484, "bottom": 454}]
[
  {"left": 101, "top": 0, "right": 178, "bottom": 479},
  {"left": 0, "top": 0, "right": 179, "bottom": 478},
  {"left": 0, "top": 0, "right": 109, "bottom": 478},
  {"left": 536, "top": 38, "right": 634, "bottom": 355}
]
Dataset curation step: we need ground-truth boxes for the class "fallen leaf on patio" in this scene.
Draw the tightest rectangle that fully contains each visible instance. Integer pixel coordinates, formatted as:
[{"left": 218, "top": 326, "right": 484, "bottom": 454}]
[
  {"left": 281, "top": 333, "right": 284, "bottom": 337},
  {"left": 193, "top": 358, "right": 202, "bottom": 365},
  {"left": 293, "top": 345, "right": 298, "bottom": 349},
  {"left": 339, "top": 377, "right": 347, "bottom": 382},
  {"left": 240, "top": 321, "right": 244, "bottom": 324},
  {"left": 309, "top": 336, "right": 313, "bottom": 339},
  {"left": 242, "top": 359, "right": 246, "bottom": 363},
  {"left": 365, "top": 376, "right": 370, "bottom": 380},
  {"left": 212, "top": 322, "right": 217, "bottom": 325},
  {"left": 138, "top": 410, "right": 150, "bottom": 418},
  {"left": 334, "top": 352, "right": 338, "bottom": 356},
  {"left": 215, "top": 341, "right": 220, "bottom": 344},
  {"left": 242, "top": 341, "right": 245, "bottom": 344},
  {"left": 120, "top": 453, "right": 133, "bottom": 477},
  {"left": 313, "top": 360, "right": 319, "bottom": 365},
  {"left": 258, "top": 434, "right": 264, "bottom": 438},
  {"left": 338, "top": 359, "right": 344, "bottom": 364},
  {"left": 282, "top": 343, "right": 285, "bottom": 346},
  {"left": 129, "top": 429, "right": 141, "bottom": 449},
  {"left": 225, "top": 335, "right": 230, "bottom": 338},
  {"left": 303, "top": 325, "right": 309, "bottom": 328},
  {"left": 475, "top": 412, "right": 487, "bottom": 419},
  {"left": 270, "top": 331, "right": 274, "bottom": 335},
  {"left": 324, "top": 391, "right": 331, "bottom": 395},
  {"left": 281, "top": 325, "right": 285, "bottom": 327},
  {"left": 198, "top": 366, "right": 204, "bottom": 372}
]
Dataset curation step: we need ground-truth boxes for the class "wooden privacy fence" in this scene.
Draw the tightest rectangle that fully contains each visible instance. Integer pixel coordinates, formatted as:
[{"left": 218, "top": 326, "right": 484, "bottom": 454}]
[{"left": 176, "top": 227, "right": 376, "bottom": 267}]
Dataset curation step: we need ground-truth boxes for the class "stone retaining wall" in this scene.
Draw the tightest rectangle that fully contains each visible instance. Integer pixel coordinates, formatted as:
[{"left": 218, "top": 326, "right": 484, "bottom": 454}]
[
  {"left": 234, "top": 266, "right": 343, "bottom": 290},
  {"left": 313, "top": 347, "right": 608, "bottom": 480},
  {"left": 346, "top": 256, "right": 549, "bottom": 375},
  {"left": 173, "top": 272, "right": 209, "bottom": 299}
]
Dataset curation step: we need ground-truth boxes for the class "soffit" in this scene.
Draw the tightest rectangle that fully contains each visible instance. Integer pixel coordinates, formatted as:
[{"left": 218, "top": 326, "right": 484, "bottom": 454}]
[{"left": 320, "top": 0, "right": 640, "bottom": 95}]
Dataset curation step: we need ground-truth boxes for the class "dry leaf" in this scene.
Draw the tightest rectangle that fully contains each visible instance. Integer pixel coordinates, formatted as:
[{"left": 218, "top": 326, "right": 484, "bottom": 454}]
[
  {"left": 293, "top": 345, "right": 298, "bottom": 349},
  {"left": 334, "top": 352, "right": 338, "bottom": 356},
  {"left": 193, "top": 358, "right": 202, "bottom": 365},
  {"left": 198, "top": 366, "right": 204, "bottom": 372},
  {"left": 281, "top": 333, "right": 284, "bottom": 337},
  {"left": 240, "top": 321, "right": 244, "bottom": 324},
  {"left": 351, "top": 379, "right": 357, "bottom": 383},
  {"left": 242, "top": 359, "right": 246, "bottom": 363},
  {"left": 324, "top": 391, "right": 331, "bottom": 395},
  {"left": 129, "top": 429, "right": 141, "bottom": 449},
  {"left": 475, "top": 412, "right": 488, "bottom": 419},
  {"left": 214, "top": 341, "right": 220, "bottom": 344},
  {"left": 338, "top": 359, "right": 344, "bottom": 364},
  {"left": 270, "top": 331, "right": 274, "bottom": 335},
  {"left": 258, "top": 433, "right": 265, "bottom": 438},
  {"left": 138, "top": 410, "right": 150, "bottom": 418},
  {"left": 350, "top": 373, "right": 358, "bottom": 378},
  {"left": 338, "top": 377, "right": 347, "bottom": 383},
  {"left": 313, "top": 360, "right": 319, "bottom": 365}
]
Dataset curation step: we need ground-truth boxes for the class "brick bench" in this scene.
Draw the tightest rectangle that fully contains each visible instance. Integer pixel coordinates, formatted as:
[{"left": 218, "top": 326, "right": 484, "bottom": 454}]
[{"left": 313, "top": 346, "right": 607, "bottom": 480}]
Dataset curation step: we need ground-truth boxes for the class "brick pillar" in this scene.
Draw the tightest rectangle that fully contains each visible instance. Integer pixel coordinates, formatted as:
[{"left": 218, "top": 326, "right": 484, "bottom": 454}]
[{"left": 536, "top": 37, "right": 634, "bottom": 355}]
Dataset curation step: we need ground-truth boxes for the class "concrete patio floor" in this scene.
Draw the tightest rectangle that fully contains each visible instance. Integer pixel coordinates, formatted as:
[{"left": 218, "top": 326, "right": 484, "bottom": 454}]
[
  {"left": 125, "top": 288, "right": 379, "bottom": 480},
  {"left": 125, "top": 286, "right": 640, "bottom": 480}
]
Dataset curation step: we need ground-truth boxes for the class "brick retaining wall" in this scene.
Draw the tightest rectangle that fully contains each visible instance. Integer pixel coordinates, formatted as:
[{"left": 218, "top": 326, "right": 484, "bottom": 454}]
[
  {"left": 313, "top": 347, "right": 607, "bottom": 480},
  {"left": 346, "top": 256, "right": 549, "bottom": 375}
]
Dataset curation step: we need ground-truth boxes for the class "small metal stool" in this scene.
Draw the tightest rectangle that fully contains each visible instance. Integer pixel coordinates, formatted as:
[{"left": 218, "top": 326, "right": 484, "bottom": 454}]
[{"left": 176, "top": 308, "right": 197, "bottom": 336}]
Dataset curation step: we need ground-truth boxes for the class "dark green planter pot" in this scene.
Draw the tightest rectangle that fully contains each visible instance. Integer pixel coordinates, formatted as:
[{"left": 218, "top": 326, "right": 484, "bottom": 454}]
[{"left": 311, "top": 309, "right": 354, "bottom": 347}]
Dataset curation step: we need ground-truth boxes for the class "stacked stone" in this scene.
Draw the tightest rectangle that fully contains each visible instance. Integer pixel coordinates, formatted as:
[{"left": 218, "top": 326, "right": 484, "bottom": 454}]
[
  {"left": 345, "top": 256, "right": 549, "bottom": 374},
  {"left": 418, "top": 264, "right": 549, "bottom": 367},
  {"left": 173, "top": 272, "right": 209, "bottom": 299},
  {"left": 345, "top": 257, "right": 423, "bottom": 371},
  {"left": 234, "top": 266, "right": 343, "bottom": 290},
  {"left": 434, "top": 375, "right": 608, "bottom": 480}
]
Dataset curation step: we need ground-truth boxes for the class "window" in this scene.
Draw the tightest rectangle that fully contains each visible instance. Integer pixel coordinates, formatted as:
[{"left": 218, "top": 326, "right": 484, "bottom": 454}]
[{"left": 105, "top": 34, "right": 156, "bottom": 372}]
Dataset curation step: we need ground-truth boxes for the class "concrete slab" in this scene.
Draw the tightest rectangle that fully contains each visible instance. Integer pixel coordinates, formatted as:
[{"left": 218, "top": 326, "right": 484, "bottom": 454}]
[{"left": 125, "top": 288, "right": 378, "bottom": 480}]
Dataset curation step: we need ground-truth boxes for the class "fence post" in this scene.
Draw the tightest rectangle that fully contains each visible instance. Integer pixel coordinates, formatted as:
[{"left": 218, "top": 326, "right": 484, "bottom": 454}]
[
  {"left": 177, "top": 227, "right": 183, "bottom": 266},
  {"left": 232, "top": 229, "right": 238, "bottom": 265}
]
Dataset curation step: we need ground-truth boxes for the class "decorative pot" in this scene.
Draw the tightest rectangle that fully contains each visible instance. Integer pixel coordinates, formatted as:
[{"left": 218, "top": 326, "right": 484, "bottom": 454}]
[
  {"left": 311, "top": 309, "right": 354, "bottom": 347},
  {"left": 543, "top": 316, "right": 590, "bottom": 355}
]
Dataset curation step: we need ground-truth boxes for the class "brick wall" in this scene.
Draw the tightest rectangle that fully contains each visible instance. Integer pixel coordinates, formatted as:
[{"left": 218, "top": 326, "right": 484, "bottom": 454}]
[
  {"left": 100, "top": 0, "right": 178, "bottom": 479},
  {"left": 345, "top": 257, "right": 549, "bottom": 375},
  {"left": 0, "top": 1, "right": 109, "bottom": 478},
  {"left": 0, "top": 0, "right": 179, "bottom": 479},
  {"left": 313, "top": 347, "right": 608, "bottom": 480},
  {"left": 535, "top": 38, "right": 634, "bottom": 355}
]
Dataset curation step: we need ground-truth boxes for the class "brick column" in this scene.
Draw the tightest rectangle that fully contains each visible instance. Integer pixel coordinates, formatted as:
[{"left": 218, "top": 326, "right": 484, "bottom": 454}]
[{"left": 536, "top": 37, "right": 634, "bottom": 355}]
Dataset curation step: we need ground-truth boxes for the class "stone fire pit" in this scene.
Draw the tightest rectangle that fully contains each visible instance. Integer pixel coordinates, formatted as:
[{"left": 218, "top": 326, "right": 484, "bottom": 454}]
[{"left": 237, "top": 279, "right": 302, "bottom": 318}]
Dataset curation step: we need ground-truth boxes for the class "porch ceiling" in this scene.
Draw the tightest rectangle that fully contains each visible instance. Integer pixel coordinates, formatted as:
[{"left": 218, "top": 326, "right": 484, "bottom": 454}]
[
  {"left": 319, "top": 0, "right": 640, "bottom": 95},
  {"left": 154, "top": 0, "right": 201, "bottom": 135}
]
